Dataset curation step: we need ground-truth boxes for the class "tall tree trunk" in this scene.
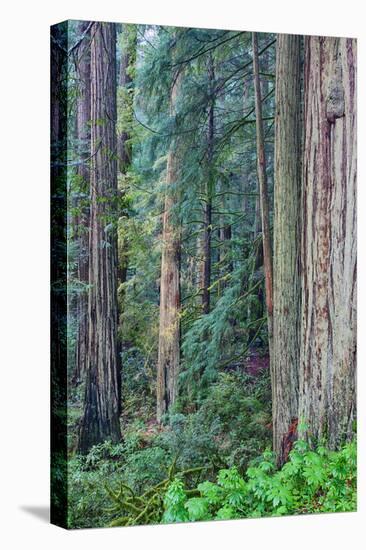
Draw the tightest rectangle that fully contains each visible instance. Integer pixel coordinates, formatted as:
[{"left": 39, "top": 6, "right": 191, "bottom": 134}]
[
  {"left": 241, "top": 78, "right": 251, "bottom": 220},
  {"left": 78, "top": 22, "right": 121, "bottom": 453},
  {"left": 201, "top": 199, "right": 212, "bottom": 314},
  {"left": 157, "top": 67, "right": 182, "bottom": 423},
  {"left": 50, "top": 21, "right": 68, "bottom": 526},
  {"left": 242, "top": 73, "right": 261, "bottom": 338},
  {"left": 299, "top": 37, "right": 357, "bottom": 448},
  {"left": 201, "top": 53, "right": 215, "bottom": 314},
  {"left": 74, "top": 20, "right": 91, "bottom": 385},
  {"left": 116, "top": 24, "right": 137, "bottom": 412},
  {"left": 252, "top": 32, "right": 273, "bottom": 353},
  {"left": 272, "top": 34, "right": 301, "bottom": 465}
]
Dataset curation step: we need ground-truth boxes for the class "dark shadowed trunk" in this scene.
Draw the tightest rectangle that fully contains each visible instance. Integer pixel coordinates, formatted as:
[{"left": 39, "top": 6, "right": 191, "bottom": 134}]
[
  {"left": 78, "top": 22, "right": 121, "bottom": 453},
  {"left": 201, "top": 53, "right": 215, "bottom": 314}
]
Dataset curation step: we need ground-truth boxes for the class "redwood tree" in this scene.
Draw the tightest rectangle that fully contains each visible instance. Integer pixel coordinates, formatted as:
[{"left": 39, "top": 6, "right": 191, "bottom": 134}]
[
  {"left": 299, "top": 36, "right": 357, "bottom": 449},
  {"left": 156, "top": 65, "right": 182, "bottom": 423},
  {"left": 78, "top": 22, "right": 121, "bottom": 452},
  {"left": 272, "top": 34, "right": 301, "bottom": 465}
]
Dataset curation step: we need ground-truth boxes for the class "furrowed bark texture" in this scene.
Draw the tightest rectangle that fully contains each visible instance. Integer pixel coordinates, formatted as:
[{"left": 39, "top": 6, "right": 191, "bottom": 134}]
[
  {"left": 74, "top": 20, "right": 91, "bottom": 385},
  {"left": 157, "top": 68, "right": 182, "bottom": 423},
  {"left": 252, "top": 32, "right": 273, "bottom": 352},
  {"left": 78, "top": 22, "right": 121, "bottom": 452},
  {"left": 272, "top": 34, "right": 301, "bottom": 465},
  {"left": 299, "top": 36, "right": 357, "bottom": 448}
]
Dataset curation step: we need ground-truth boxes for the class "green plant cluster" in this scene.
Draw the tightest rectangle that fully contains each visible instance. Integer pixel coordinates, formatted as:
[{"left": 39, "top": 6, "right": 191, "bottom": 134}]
[
  {"left": 67, "top": 428, "right": 171, "bottom": 528},
  {"left": 162, "top": 440, "right": 357, "bottom": 523},
  {"left": 67, "top": 370, "right": 271, "bottom": 528},
  {"left": 106, "top": 459, "right": 206, "bottom": 527},
  {"left": 163, "top": 370, "right": 271, "bottom": 472}
]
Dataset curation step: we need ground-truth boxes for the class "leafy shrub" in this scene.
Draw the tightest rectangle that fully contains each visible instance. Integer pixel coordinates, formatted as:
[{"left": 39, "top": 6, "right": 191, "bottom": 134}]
[
  {"left": 81, "top": 440, "right": 125, "bottom": 470},
  {"left": 71, "top": 436, "right": 356, "bottom": 527},
  {"left": 67, "top": 454, "right": 124, "bottom": 529},
  {"left": 162, "top": 440, "right": 357, "bottom": 523},
  {"left": 162, "top": 478, "right": 189, "bottom": 523},
  {"left": 106, "top": 460, "right": 207, "bottom": 527},
  {"left": 122, "top": 445, "right": 171, "bottom": 492},
  {"left": 158, "top": 370, "right": 271, "bottom": 473},
  {"left": 68, "top": 429, "right": 171, "bottom": 527}
]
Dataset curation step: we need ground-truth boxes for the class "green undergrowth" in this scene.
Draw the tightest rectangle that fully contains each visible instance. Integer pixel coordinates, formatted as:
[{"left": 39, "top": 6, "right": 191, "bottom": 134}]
[
  {"left": 67, "top": 368, "right": 355, "bottom": 528},
  {"left": 162, "top": 440, "right": 356, "bottom": 524},
  {"left": 67, "top": 369, "right": 271, "bottom": 528}
]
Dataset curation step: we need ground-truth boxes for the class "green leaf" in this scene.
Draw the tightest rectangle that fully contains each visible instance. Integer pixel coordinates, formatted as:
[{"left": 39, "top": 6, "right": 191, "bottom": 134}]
[{"left": 185, "top": 498, "right": 210, "bottom": 521}]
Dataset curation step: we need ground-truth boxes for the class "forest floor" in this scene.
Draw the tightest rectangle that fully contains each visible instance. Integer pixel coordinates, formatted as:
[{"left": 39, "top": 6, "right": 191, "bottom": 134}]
[
  {"left": 229, "top": 350, "right": 270, "bottom": 377},
  {"left": 66, "top": 349, "right": 356, "bottom": 529}
]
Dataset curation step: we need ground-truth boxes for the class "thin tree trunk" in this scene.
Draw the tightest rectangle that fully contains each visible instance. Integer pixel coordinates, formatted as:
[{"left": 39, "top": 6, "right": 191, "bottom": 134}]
[
  {"left": 117, "top": 25, "right": 136, "bottom": 283},
  {"left": 252, "top": 32, "right": 273, "bottom": 353},
  {"left": 74, "top": 20, "right": 91, "bottom": 385},
  {"left": 299, "top": 36, "right": 357, "bottom": 449},
  {"left": 241, "top": 78, "right": 251, "bottom": 220},
  {"left": 218, "top": 217, "right": 232, "bottom": 293},
  {"left": 157, "top": 67, "right": 182, "bottom": 423},
  {"left": 272, "top": 34, "right": 301, "bottom": 465},
  {"left": 242, "top": 72, "right": 261, "bottom": 337},
  {"left": 201, "top": 53, "right": 215, "bottom": 314},
  {"left": 116, "top": 24, "right": 137, "bottom": 413},
  {"left": 201, "top": 199, "right": 212, "bottom": 314},
  {"left": 78, "top": 22, "right": 121, "bottom": 452}
]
